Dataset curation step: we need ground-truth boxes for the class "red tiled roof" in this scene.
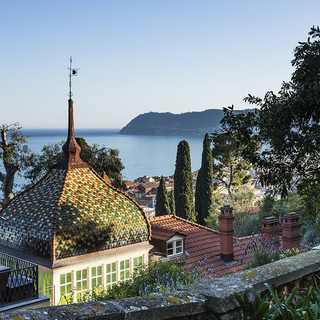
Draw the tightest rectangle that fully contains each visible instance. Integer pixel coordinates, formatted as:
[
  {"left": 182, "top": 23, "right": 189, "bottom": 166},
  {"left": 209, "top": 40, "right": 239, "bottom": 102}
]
[
  {"left": 149, "top": 215, "right": 251, "bottom": 277},
  {"left": 151, "top": 224, "right": 186, "bottom": 241},
  {"left": 123, "top": 180, "right": 136, "bottom": 188}
]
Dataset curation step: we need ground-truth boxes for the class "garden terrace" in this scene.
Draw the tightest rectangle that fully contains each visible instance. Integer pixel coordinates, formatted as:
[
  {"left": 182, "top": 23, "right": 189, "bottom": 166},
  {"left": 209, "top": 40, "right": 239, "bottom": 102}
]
[{"left": 2, "top": 247, "right": 320, "bottom": 319}]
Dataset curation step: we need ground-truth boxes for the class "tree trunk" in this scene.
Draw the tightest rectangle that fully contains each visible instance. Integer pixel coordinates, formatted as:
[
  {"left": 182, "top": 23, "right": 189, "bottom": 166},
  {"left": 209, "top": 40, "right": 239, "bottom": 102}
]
[
  {"left": 1, "top": 128, "right": 19, "bottom": 203},
  {"left": 227, "top": 165, "right": 234, "bottom": 200},
  {"left": 3, "top": 164, "right": 18, "bottom": 203}
]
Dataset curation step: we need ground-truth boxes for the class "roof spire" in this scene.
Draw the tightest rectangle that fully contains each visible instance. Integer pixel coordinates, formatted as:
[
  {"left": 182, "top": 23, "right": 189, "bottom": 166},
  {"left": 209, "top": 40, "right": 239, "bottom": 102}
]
[
  {"left": 68, "top": 56, "right": 78, "bottom": 99},
  {"left": 55, "top": 57, "right": 89, "bottom": 169}
]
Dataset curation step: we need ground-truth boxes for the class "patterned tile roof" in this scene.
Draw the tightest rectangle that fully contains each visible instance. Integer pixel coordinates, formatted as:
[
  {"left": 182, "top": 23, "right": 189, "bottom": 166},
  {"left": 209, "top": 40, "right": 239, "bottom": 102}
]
[
  {"left": 149, "top": 215, "right": 251, "bottom": 276},
  {"left": 0, "top": 167, "right": 150, "bottom": 261}
]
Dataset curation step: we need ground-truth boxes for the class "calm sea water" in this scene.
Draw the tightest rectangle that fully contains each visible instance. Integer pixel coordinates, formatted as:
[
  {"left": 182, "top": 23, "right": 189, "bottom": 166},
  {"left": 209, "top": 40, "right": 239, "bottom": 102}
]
[{"left": 18, "top": 129, "right": 204, "bottom": 182}]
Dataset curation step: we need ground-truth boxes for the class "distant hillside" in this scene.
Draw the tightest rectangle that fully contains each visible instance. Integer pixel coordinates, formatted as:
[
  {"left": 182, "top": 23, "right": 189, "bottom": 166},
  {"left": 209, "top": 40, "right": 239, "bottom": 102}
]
[{"left": 119, "top": 109, "right": 254, "bottom": 136}]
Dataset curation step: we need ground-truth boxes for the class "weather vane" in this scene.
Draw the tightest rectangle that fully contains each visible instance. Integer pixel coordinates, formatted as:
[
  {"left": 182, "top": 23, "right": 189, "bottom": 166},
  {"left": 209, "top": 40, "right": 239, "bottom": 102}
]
[{"left": 68, "top": 56, "right": 79, "bottom": 99}]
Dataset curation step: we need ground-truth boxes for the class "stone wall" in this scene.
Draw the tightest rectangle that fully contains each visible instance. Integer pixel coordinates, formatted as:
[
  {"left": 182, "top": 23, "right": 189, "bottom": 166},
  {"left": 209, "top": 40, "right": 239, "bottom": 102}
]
[{"left": 1, "top": 248, "right": 320, "bottom": 320}]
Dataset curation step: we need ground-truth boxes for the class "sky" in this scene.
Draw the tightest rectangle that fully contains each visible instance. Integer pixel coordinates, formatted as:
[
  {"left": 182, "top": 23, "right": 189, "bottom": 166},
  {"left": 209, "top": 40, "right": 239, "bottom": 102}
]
[{"left": 1, "top": 0, "right": 320, "bottom": 129}]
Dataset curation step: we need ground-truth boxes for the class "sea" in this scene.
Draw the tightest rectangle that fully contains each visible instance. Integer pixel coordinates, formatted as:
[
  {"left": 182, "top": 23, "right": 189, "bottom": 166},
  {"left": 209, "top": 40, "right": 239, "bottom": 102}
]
[{"left": 9, "top": 129, "right": 204, "bottom": 188}]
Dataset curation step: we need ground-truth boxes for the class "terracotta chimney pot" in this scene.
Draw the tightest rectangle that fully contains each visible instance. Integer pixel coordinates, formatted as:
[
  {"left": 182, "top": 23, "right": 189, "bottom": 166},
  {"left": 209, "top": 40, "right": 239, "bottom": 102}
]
[
  {"left": 261, "top": 216, "right": 280, "bottom": 245},
  {"left": 282, "top": 212, "right": 301, "bottom": 250},
  {"left": 219, "top": 205, "right": 234, "bottom": 262}
]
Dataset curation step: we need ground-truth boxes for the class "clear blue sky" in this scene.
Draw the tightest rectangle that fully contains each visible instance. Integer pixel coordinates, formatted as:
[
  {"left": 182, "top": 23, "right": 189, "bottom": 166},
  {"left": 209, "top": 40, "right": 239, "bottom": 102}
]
[{"left": 1, "top": 0, "right": 319, "bottom": 129}]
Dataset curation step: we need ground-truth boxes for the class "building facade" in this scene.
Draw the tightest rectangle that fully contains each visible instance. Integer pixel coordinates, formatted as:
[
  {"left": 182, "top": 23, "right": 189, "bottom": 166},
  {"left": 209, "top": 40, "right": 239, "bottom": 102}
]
[{"left": 0, "top": 97, "right": 151, "bottom": 305}]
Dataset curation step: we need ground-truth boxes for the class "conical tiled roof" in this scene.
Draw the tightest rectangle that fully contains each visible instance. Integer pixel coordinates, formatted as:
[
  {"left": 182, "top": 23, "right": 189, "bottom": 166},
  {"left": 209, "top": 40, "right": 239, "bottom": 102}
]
[{"left": 0, "top": 98, "right": 150, "bottom": 261}]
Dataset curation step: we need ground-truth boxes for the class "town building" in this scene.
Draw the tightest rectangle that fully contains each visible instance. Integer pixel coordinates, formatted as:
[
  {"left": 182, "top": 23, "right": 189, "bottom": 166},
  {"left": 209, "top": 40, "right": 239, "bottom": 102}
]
[
  {"left": 149, "top": 206, "right": 302, "bottom": 276},
  {"left": 0, "top": 96, "right": 151, "bottom": 306}
]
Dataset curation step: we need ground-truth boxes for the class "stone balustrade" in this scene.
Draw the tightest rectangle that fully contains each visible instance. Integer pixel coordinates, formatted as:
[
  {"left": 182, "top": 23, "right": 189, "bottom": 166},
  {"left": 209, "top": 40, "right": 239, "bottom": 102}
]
[{"left": 1, "top": 248, "right": 320, "bottom": 320}]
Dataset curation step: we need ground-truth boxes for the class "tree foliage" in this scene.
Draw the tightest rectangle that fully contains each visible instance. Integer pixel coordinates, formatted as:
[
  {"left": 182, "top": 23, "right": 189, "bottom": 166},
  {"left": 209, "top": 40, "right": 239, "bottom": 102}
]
[
  {"left": 195, "top": 133, "right": 214, "bottom": 225},
  {"left": 168, "top": 189, "right": 175, "bottom": 215},
  {"left": 204, "top": 192, "right": 221, "bottom": 229},
  {"left": 233, "top": 188, "right": 255, "bottom": 213},
  {"left": 0, "top": 123, "right": 30, "bottom": 203},
  {"left": 220, "top": 26, "right": 320, "bottom": 202},
  {"left": 211, "top": 130, "right": 256, "bottom": 200},
  {"left": 76, "top": 138, "right": 125, "bottom": 189},
  {"left": 174, "top": 140, "right": 196, "bottom": 222},
  {"left": 155, "top": 176, "right": 171, "bottom": 216},
  {"left": 259, "top": 191, "right": 304, "bottom": 220},
  {"left": 24, "top": 137, "right": 125, "bottom": 189}
]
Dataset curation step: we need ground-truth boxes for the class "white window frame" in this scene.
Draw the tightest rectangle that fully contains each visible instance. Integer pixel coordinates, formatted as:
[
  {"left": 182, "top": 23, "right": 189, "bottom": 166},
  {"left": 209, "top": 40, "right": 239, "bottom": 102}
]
[
  {"left": 119, "top": 258, "right": 130, "bottom": 281},
  {"left": 166, "top": 235, "right": 184, "bottom": 256},
  {"left": 106, "top": 261, "right": 117, "bottom": 289}
]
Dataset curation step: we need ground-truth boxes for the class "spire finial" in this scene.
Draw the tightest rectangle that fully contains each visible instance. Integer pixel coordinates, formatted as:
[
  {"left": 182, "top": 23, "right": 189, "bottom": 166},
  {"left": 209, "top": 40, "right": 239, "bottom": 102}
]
[
  {"left": 54, "top": 57, "right": 90, "bottom": 169},
  {"left": 68, "top": 56, "right": 78, "bottom": 99}
]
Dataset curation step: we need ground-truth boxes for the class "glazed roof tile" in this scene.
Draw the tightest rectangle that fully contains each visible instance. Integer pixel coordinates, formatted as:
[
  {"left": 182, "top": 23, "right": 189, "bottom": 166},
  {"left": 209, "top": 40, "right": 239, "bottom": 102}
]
[{"left": 0, "top": 167, "right": 150, "bottom": 261}]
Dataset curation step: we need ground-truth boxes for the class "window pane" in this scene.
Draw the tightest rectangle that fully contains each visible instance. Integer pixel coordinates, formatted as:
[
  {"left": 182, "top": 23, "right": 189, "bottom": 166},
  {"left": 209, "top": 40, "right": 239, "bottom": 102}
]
[
  {"left": 167, "top": 242, "right": 173, "bottom": 249},
  {"left": 76, "top": 271, "right": 81, "bottom": 281},
  {"left": 67, "top": 284, "right": 72, "bottom": 294},
  {"left": 112, "top": 273, "right": 116, "bottom": 282},
  {"left": 76, "top": 282, "right": 81, "bottom": 291},
  {"left": 67, "top": 273, "right": 71, "bottom": 283},
  {"left": 60, "top": 274, "right": 65, "bottom": 285},
  {"left": 112, "top": 263, "right": 116, "bottom": 272},
  {"left": 92, "top": 267, "right": 96, "bottom": 277},
  {"left": 92, "top": 279, "right": 96, "bottom": 288},
  {"left": 82, "top": 269, "right": 87, "bottom": 278},
  {"left": 97, "top": 266, "right": 102, "bottom": 275},
  {"left": 106, "top": 264, "right": 110, "bottom": 273},
  {"left": 97, "top": 278, "right": 102, "bottom": 286},
  {"left": 120, "top": 261, "right": 124, "bottom": 270},
  {"left": 176, "top": 240, "right": 182, "bottom": 247},
  {"left": 125, "top": 260, "right": 129, "bottom": 269},
  {"left": 176, "top": 246, "right": 182, "bottom": 253},
  {"left": 106, "top": 274, "right": 111, "bottom": 283},
  {"left": 83, "top": 280, "right": 87, "bottom": 290}
]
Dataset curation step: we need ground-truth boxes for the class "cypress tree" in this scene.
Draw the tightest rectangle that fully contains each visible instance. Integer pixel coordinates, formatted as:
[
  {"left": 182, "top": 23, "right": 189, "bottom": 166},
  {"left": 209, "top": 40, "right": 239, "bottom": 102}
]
[
  {"left": 195, "top": 167, "right": 203, "bottom": 221},
  {"left": 168, "top": 189, "right": 175, "bottom": 215},
  {"left": 174, "top": 140, "right": 196, "bottom": 222},
  {"left": 195, "top": 133, "right": 214, "bottom": 225},
  {"left": 155, "top": 176, "right": 171, "bottom": 216}
]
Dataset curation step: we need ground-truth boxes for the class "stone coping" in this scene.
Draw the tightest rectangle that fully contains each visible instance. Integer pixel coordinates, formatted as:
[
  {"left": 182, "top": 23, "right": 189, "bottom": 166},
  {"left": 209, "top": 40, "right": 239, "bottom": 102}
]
[{"left": 1, "top": 250, "right": 320, "bottom": 320}]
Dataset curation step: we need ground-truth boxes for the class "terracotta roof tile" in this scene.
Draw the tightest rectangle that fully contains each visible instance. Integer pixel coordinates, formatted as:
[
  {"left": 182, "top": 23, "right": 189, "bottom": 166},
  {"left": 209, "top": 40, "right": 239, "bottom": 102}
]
[{"left": 149, "top": 215, "right": 251, "bottom": 277}]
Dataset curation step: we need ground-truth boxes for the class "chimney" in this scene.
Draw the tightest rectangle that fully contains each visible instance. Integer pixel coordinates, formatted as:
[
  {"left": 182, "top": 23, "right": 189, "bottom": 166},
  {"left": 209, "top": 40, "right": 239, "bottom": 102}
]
[
  {"left": 219, "top": 205, "right": 234, "bottom": 262},
  {"left": 281, "top": 212, "right": 301, "bottom": 250},
  {"left": 261, "top": 216, "right": 280, "bottom": 245}
]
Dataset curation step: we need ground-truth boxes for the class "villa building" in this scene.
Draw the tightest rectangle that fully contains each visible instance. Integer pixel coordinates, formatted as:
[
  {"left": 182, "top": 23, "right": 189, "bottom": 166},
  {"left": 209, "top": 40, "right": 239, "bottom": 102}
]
[{"left": 0, "top": 97, "right": 151, "bottom": 305}]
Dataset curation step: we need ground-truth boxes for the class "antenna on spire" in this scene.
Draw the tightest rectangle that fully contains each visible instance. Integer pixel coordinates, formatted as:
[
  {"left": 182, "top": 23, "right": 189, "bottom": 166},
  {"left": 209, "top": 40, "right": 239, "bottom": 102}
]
[{"left": 68, "top": 56, "right": 79, "bottom": 98}]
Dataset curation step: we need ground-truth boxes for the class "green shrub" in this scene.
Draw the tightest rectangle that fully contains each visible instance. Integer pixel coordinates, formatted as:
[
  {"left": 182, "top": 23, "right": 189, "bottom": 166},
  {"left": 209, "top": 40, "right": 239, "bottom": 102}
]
[
  {"left": 280, "top": 248, "right": 300, "bottom": 259},
  {"left": 233, "top": 212, "right": 261, "bottom": 237},
  {"left": 244, "top": 248, "right": 281, "bottom": 270},
  {"left": 84, "top": 260, "right": 196, "bottom": 301},
  {"left": 206, "top": 280, "right": 320, "bottom": 319}
]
